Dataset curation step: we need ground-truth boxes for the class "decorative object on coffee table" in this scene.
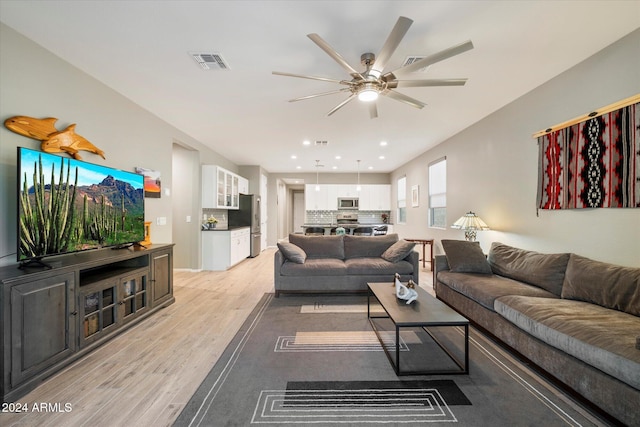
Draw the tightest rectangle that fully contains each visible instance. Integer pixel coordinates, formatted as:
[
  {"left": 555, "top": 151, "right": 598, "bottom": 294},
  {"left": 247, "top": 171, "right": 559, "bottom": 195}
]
[{"left": 394, "top": 273, "right": 418, "bottom": 304}]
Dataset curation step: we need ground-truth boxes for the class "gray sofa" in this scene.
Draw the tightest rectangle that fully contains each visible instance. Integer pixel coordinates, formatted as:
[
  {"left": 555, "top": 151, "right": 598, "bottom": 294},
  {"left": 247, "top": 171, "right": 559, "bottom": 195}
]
[
  {"left": 274, "top": 233, "right": 419, "bottom": 297},
  {"left": 434, "top": 240, "right": 640, "bottom": 426}
]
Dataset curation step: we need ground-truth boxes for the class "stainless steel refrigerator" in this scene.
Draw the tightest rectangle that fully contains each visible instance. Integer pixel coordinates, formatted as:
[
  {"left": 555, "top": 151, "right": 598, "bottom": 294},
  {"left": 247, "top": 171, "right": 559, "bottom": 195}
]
[{"left": 228, "top": 194, "right": 261, "bottom": 257}]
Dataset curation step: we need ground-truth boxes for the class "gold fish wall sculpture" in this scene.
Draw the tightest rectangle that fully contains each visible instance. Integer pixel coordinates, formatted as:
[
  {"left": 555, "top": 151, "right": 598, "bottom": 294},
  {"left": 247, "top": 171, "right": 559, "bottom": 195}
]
[{"left": 4, "top": 116, "right": 106, "bottom": 160}]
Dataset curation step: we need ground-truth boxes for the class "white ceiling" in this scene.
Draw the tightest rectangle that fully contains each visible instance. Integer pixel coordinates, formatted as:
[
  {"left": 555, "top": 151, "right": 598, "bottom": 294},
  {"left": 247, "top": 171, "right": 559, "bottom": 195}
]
[{"left": 1, "top": 1, "right": 638, "bottom": 173}]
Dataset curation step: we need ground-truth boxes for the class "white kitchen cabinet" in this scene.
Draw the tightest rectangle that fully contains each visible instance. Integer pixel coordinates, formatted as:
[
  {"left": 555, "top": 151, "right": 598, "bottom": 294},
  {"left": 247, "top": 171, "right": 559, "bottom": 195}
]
[
  {"left": 325, "top": 185, "right": 338, "bottom": 210},
  {"left": 357, "top": 185, "right": 391, "bottom": 210},
  {"left": 202, "top": 227, "right": 250, "bottom": 271},
  {"left": 305, "top": 184, "right": 332, "bottom": 210},
  {"left": 370, "top": 184, "right": 391, "bottom": 210},
  {"left": 336, "top": 184, "right": 358, "bottom": 197},
  {"left": 230, "top": 227, "right": 250, "bottom": 266},
  {"left": 202, "top": 165, "right": 246, "bottom": 209},
  {"left": 305, "top": 184, "right": 390, "bottom": 211},
  {"left": 238, "top": 176, "right": 249, "bottom": 194}
]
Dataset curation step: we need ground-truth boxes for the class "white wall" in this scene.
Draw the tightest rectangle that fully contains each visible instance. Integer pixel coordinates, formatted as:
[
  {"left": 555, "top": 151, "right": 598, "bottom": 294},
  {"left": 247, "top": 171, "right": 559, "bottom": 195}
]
[
  {"left": 0, "top": 23, "right": 235, "bottom": 268},
  {"left": 391, "top": 29, "right": 640, "bottom": 267}
]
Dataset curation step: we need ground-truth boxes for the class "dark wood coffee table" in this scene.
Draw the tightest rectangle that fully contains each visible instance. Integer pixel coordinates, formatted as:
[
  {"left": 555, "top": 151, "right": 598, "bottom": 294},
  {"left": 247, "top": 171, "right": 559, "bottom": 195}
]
[{"left": 367, "top": 282, "right": 469, "bottom": 376}]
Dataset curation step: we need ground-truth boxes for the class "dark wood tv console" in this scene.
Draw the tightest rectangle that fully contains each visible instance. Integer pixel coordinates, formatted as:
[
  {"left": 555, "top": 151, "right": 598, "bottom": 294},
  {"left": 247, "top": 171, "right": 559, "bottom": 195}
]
[{"left": 0, "top": 244, "right": 175, "bottom": 403}]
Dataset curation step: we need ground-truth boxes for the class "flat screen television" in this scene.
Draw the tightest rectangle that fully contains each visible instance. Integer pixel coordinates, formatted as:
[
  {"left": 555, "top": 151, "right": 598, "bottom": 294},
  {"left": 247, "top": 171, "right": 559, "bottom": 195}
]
[{"left": 17, "top": 147, "right": 145, "bottom": 266}]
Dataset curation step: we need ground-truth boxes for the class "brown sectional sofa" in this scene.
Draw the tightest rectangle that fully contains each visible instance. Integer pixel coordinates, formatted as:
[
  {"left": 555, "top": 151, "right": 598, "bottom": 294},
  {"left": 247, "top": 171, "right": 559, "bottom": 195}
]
[
  {"left": 434, "top": 241, "right": 640, "bottom": 426},
  {"left": 274, "top": 233, "right": 419, "bottom": 297}
]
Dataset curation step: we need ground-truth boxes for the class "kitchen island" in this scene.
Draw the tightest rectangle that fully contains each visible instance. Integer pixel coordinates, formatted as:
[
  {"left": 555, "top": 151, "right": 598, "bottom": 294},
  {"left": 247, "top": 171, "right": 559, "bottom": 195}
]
[{"left": 300, "top": 223, "right": 392, "bottom": 235}]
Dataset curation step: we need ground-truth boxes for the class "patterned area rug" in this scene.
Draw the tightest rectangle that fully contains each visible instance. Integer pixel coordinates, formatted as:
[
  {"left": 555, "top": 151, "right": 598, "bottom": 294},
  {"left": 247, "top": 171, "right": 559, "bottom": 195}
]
[{"left": 174, "top": 294, "right": 607, "bottom": 426}]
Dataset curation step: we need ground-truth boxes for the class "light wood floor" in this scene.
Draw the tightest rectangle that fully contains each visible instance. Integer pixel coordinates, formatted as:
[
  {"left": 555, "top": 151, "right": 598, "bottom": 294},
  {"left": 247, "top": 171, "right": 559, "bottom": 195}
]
[{"left": 1, "top": 248, "right": 433, "bottom": 427}]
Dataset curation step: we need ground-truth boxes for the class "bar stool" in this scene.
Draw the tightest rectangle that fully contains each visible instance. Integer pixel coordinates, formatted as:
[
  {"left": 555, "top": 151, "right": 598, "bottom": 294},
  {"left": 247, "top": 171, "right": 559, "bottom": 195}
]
[
  {"left": 373, "top": 226, "right": 388, "bottom": 236},
  {"left": 305, "top": 227, "right": 325, "bottom": 236},
  {"left": 353, "top": 227, "right": 373, "bottom": 236}
]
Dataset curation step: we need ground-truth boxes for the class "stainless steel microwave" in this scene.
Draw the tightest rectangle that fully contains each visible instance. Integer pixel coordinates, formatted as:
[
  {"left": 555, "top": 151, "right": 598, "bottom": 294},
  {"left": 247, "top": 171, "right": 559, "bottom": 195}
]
[{"left": 338, "top": 197, "right": 359, "bottom": 210}]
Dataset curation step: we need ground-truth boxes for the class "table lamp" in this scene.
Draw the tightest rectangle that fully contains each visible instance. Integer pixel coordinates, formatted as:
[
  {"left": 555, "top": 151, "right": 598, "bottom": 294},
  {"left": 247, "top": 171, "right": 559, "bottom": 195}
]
[{"left": 451, "top": 211, "right": 490, "bottom": 241}]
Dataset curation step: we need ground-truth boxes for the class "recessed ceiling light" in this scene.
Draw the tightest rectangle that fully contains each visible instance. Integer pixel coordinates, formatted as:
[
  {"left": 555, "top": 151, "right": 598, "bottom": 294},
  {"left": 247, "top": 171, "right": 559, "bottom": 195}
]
[
  {"left": 335, "top": 155, "right": 341, "bottom": 160},
  {"left": 380, "top": 141, "right": 388, "bottom": 146},
  {"left": 379, "top": 155, "right": 385, "bottom": 160},
  {"left": 303, "top": 140, "right": 311, "bottom": 146},
  {"left": 296, "top": 166, "right": 301, "bottom": 169},
  {"left": 332, "top": 166, "right": 338, "bottom": 170},
  {"left": 368, "top": 166, "right": 374, "bottom": 170},
  {"left": 291, "top": 155, "right": 297, "bottom": 159}
]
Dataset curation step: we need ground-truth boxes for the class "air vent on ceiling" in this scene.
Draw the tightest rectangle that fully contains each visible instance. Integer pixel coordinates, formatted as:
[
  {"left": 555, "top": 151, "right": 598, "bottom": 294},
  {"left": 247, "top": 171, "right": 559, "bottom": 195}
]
[
  {"left": 190, "top": 52, "right": 230, "bottom": 70},
  {"left": 315, "top": 140, "right": 328, "bottom": 146},
  {"left": 402, "top": 56, "right": 428, "bottom": 71}
]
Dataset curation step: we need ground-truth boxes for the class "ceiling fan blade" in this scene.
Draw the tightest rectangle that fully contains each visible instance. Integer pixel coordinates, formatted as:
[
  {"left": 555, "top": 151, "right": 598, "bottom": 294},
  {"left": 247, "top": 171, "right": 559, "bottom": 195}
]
[
  {"left": 327, "top": 94, "right": 358, "bottom": 116},
  {"left": 369, "top": 102, "right": 378, "bottom": 119},
  {"left": 382, "top": 89, "right": 426, "bottom": 109},
  {"left": 394, "top": 78, "right": 468, "bottom": 88},
  {"left": 289, "top": 88, "right": 352, "bottom": 102},
  {"left": 307, "top": 33, "right": 365, "bottom": 80},
  {"left": 387, "top": 40, "right": 474, "bottom": 76},
  {"left": 272, "top": 71, "right": 348, "bottom": 84},
  {"left": 371, "top": 16, "right": 413, "bottom": 75}
]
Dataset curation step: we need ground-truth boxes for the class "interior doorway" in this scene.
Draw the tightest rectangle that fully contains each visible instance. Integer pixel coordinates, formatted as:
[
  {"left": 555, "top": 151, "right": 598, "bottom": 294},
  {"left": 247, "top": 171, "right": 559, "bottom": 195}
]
[
  {"left": 292, "top": 190, "right": 305, "bottom": 234},
  {"left": 171, "top": 142, "right": 200, "bottom": 269}
]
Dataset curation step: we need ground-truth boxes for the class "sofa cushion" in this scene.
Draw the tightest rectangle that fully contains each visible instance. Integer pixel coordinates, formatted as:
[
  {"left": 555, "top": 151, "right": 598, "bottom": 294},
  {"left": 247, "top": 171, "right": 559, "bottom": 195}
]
[
  {"left": 345, "top": 257, "right": 415, "bottom": 276},
  {"left": 288, "top": 234, "right": 345, "bottom": 259},
  {"left": 441, "top": 239, "right": 492, "bottom": 274},
  {"left": 561, "top": 254, "right": 640, "bottom": 316},
  {"left": 437, "top": 271, "right": 558, "bottom": 311},
  {"left": 280, "top": 258, "right": 347, "bottom": 276},
  {"left": 495, "top": 295, "right": 640, "bottom": 391},
  {"left": 488, "top": 242, "right": 569, "bottom": 296},
  {"left": 277, "top": 242, "right": 306, "bottom": 264},
  {"left": 381, "top": 240, "right": 416, "bottom": 263},
  {"left": 343, "top": 233, "right": 398, "bottom": 259}
]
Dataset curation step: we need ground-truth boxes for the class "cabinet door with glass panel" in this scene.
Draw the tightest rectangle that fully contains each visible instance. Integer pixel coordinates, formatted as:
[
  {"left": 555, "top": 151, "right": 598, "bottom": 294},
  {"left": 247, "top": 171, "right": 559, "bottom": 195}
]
[
  {"left": 80, "top": 279, "right": 118, "bottom": 346},
  {"left": 119, "top": 268, "right": 149, "bottom": 324}
]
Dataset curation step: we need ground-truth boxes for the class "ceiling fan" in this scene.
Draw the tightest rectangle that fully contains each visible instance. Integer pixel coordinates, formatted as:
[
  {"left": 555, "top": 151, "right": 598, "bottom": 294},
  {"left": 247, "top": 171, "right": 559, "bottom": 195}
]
[{"left": 273, "top": 16, "right": 473, "bottom": 118}]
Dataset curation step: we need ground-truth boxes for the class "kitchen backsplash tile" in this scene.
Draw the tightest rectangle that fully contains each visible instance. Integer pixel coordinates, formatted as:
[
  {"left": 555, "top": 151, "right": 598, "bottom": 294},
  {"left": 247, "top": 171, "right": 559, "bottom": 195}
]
[{"left": 305, "top": 210, "right": 391, "bottom": 224}]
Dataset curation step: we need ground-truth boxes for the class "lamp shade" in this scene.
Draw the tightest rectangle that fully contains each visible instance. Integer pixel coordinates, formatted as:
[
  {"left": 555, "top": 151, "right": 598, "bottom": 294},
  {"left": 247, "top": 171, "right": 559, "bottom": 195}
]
[{"left": 451, "top": 211, "right": 490, "bottom": 241}]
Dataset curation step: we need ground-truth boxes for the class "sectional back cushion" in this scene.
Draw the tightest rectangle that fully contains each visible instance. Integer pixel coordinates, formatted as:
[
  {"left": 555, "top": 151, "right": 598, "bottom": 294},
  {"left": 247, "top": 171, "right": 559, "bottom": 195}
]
[
  {"left": 288, "top": 234, "right": 345, "bottom": 259},
  {"left": 561, "top": 254, "right": 640, "bottom": 316},
  {"left": 487, "top": 242, "right": 569, "bottom": 296},
  {"left": 441, "top": 239, "right": 492, "bottom": 274},
  {"left": 344, "top": 234, "right": 398, "bottom": 258}
]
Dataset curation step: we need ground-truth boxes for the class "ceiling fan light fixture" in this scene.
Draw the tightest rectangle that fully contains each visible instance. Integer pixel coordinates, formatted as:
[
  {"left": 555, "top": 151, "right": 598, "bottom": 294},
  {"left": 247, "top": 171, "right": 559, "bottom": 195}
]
[{"left": 358, "top": 84, "right": 379, "bottom": 102}]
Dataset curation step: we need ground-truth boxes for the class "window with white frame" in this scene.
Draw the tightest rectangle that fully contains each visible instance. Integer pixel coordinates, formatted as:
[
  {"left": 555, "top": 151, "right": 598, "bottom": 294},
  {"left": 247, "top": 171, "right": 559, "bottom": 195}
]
[
  {"left": 428, "top": 157, "right": 446, "bottom": 228},
  {"left": 397, "top": 176, "right": 406, "bottom": 223}
]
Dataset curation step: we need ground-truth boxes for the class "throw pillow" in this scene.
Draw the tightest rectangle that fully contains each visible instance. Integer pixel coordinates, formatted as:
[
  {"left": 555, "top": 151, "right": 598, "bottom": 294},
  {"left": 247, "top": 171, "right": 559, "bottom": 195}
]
[
  {"left": 277, "top": 242, "right": 306, "bottom": 264},
  {"left": 441, "top": 239, "right": 492, "bottom": 274},
  {"left": 381, "top": 240, "right": 416, "bottom": 263},
  {"left": 561, "top": 253, "right": 640, "bottom": 316}
]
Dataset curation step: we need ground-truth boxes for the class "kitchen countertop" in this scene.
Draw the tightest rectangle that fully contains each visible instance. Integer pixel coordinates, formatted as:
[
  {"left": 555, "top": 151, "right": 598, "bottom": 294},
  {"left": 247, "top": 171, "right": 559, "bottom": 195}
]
[
  {"left": 202, "top": 225, "right": 250, "bottom": 231},
  {"left": 301, "top": 223, "right": 392, "bottom": 228}
]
